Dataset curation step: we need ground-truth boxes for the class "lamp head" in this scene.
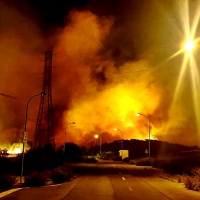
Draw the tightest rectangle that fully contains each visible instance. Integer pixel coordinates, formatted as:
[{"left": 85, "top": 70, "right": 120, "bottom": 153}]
[
  {"left": 136, "top": 113, "right": 140, "bottom": 116},
  {"left": 94, "top": 134, "right": 99, "bottom": 139},
  {"left": 184, "top": 40, "right": 195, "bottom": 52}
]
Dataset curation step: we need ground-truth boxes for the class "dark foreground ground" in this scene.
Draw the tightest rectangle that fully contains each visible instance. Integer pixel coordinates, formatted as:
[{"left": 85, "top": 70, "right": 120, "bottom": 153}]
[{"left": 0, "top": 161, "right": 200, "bottom": 200}]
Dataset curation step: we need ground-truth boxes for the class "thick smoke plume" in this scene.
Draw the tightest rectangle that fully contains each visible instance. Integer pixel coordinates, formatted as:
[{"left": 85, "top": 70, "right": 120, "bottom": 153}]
[{"left": 0, "top": 0, "right": 200, "bottom": 148}]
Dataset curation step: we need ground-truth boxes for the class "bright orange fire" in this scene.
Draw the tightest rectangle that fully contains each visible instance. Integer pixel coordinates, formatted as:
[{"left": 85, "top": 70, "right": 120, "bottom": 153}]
[
  {"left": 7, "top": 143, "right": 30, "bottom": 155},
  {"left": 51, "top": 11, "right": 163, "bottom": 147}
]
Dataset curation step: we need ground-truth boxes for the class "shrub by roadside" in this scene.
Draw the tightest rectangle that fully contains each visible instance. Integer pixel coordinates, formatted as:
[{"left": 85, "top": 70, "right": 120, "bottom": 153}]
[
  {"left": 130, "top": 157, "right": 153, "bottom": 166},
  {"left": 24, "top": 170, "right": 50, "bottom": 187},
  {"left": 123, "top": 157, "right": 130, "bottom": 163},
  {"left": 178, "top": 174, "right": 200, "bottom": 191},
  {"left": 112, "top": 156, "right": 122, "bottom": 161},
  {"left": 51, "top": 163, "right": 74, "bottom": 184},
  {"left": 132, "top": 155, "right": 200, "bottom": 192},
  {"left": 24, "top": 163, "right": 74, "bottom": 186},
  {"left": 0, "top": 173, "right": 17, "bottom": 189},
  {"left": 84, "top": 157, "right": 97, "bottom": 163}
]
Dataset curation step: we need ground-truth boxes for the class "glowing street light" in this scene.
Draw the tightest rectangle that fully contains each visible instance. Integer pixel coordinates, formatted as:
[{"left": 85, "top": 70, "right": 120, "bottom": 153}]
[
  {"left": 20, "top": 92, "right": 45, "bottom": 184},
  {"left": 184, "top": 40, "right": 195, "bottom": 52},
  {"left": 94, "top": 134, "right": 99, "bottom": 139},
  {"left": 114, "top": 128, "right": 123, "bottom": 158},
  {"left": 64, "top": 122, "right": 75, "bottom": 154},
  {"left": 136, "top": 113, "right": 151, "bottom": 158}
]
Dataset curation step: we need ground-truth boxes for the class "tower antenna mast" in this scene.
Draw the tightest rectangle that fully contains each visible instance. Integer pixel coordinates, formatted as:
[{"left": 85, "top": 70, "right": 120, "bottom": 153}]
[{"left": 34, "top": 48, "right": 55, "bottom": 148}]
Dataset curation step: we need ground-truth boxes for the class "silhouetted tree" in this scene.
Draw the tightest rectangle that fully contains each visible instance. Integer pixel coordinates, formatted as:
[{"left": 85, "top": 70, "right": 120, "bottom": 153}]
[
  {"left": 80, "top": 146, "right": 87, "bottom": 155},
  {"left": 64, "top": 143, "right": 82, "bottom": 162},
  {"left": 43, "top": 143, "right": 55, "bottom": 159}
]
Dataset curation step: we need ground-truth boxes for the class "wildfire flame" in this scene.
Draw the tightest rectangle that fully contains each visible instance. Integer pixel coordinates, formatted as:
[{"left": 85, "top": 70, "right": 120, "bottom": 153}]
[{"left": 6, "top": 143, "right": 30, "bottom": 155}]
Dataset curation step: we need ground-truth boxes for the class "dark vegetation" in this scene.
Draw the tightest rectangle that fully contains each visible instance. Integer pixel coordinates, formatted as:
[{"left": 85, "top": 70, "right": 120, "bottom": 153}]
[
  {"left": 0, "top": 143, "right": 81, "bottom": 188},
  {"left": 131, "top": 153, "right": 200, "bottom": 175},
  {"left": 90, "top": 139, "right": 200, "bottom": 158},
  {"left": 130, "top": 153, "right": 200, "bottom": 191},
  {"left": 0, "top": 140, "right": 200, "bottom": 191}
]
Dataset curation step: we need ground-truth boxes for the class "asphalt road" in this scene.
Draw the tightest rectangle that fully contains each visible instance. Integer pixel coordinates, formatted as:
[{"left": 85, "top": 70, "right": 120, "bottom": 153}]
[{"left": 1, "top": 162, "right": 200, "bottom": 200}]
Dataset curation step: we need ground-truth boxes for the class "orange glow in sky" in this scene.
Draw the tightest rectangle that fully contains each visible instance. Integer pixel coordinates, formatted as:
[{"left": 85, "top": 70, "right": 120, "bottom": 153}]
[{"left": 1, "top": 1, "right": 200, "bottom": 148}]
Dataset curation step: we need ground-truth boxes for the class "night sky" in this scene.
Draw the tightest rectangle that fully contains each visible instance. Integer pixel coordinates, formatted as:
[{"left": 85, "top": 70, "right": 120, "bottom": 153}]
[{"left": 1, "top": 0, "right": 200, "bottom": 148}]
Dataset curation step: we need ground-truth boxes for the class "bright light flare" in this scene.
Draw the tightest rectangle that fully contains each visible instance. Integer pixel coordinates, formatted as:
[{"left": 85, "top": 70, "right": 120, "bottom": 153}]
[
  {"left": 8, "top": 148, "right": 22, "bottom": 154},
  {"left": 184, "top": 40, "right": 195, "bottom": 52},
  {"left": 6, "top": 143, "right": 30, "bottom": 156},
  {"left": 136, "top": 113, "right": 140, "bottom": 116},
  {"left": 13, "top": 148, "right": 22, "bottom": 154},
  {"left": 94, "top": 134, "right": 99, "bottom": 139}
]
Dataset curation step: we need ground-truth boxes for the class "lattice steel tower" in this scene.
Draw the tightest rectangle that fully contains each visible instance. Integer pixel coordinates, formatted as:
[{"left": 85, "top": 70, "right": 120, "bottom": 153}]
[{"left": 34, "top": 48, "right": 55, "bottom": 148}]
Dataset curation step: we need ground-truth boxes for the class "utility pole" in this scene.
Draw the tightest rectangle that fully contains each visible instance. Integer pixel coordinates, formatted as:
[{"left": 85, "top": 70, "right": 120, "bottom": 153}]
[{"left": 34, "top": 48, "right": 55, "bottom": 148}]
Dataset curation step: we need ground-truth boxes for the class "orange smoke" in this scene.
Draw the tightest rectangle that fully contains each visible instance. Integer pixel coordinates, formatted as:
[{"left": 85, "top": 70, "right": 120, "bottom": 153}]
[
  {"left": 54, "top": 10, "right": 162, "bottom": 147},
  {"left": 0, "top": 2, "right": 200, "bottom": 149}
]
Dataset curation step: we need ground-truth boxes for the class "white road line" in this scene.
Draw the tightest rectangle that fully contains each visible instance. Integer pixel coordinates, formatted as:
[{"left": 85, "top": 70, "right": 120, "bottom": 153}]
[
  {"left": 128, "top": 187, "right": 133, "bottom": 191},
  {"left": 122, "top": 177, "right": 126, "bottom": 180}
]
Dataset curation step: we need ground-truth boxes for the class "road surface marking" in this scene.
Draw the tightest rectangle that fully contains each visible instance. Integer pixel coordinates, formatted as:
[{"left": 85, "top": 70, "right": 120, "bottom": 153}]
[
  {"left": 0, "top": 188, "right": 21, "bottom": 198},
  {"left": 128, "top": 187, "right": 133, "bottom": 191},
  {"left": 122, "top": 177, "right": 126, "bottom": 180}
]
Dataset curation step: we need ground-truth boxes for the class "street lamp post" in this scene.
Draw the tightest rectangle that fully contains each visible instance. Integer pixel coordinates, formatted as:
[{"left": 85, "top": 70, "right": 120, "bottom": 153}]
[
  {"left": 100, "top": 137, "right": 102, "bottom": 154},
  {"left": 94, "top": 134, "right": 102, "bottom": 155},
  {"left": 114, "top": 128, "right": 123, "bottom": 158},
  {"left": 20, "top": 92, "right": 45, "bottom": 184},
  {"left": 136, "top": 113, "right": 150, "bottom": 158},
  {"left": 64, "top": 122, "right": 75, "bottom": 154}
]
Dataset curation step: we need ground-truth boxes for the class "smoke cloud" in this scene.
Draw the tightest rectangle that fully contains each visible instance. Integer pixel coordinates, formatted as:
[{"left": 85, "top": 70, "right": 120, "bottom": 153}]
[{"left": 0, "top": 0, "right": 200, "bottom": 148}]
